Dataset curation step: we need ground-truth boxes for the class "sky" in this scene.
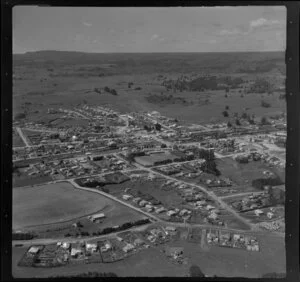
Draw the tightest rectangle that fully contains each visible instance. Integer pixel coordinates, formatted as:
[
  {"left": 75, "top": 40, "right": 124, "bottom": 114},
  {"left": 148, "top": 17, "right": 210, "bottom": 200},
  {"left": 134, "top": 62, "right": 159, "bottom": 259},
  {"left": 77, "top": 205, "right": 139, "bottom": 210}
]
[{"left": 13, "top": 6, "right": 286, "bottom": 54}]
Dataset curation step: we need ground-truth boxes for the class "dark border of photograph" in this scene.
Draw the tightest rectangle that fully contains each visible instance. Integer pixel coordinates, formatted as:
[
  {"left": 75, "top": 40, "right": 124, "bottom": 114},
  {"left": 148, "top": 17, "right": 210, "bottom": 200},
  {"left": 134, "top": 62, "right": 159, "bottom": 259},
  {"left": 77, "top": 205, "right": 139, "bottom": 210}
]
[{"left": 1, "top": 1, "right": 299, "bottom": 281}]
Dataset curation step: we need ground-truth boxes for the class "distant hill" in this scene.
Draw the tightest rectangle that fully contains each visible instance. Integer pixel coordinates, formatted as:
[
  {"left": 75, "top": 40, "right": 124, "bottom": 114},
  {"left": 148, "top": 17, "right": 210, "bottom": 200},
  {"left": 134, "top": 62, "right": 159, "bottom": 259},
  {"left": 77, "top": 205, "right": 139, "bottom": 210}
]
[{"left": 13, "top": 50, "right": 285, "bottom": 74}]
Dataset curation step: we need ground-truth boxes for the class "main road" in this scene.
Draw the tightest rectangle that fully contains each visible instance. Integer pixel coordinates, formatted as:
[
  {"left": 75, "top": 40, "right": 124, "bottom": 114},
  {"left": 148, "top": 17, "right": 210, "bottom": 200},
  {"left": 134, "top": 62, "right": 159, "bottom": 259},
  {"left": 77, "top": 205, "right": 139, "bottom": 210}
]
[{"left": 15, "top": 127, "right": 31, "bottom": 147}]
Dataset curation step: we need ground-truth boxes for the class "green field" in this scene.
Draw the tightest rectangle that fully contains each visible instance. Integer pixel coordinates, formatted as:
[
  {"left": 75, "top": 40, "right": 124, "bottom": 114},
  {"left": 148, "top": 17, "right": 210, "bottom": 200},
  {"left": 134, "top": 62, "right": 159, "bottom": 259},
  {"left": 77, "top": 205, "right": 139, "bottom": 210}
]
[{"left": 13, "top": 182, "right": 143, "bottom": 231}]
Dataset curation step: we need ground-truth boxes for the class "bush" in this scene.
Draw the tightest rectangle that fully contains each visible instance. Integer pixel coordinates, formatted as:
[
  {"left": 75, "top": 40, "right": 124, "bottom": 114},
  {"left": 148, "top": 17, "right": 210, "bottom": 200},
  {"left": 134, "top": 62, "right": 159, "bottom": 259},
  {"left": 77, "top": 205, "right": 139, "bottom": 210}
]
[
  {"left": 189, "top": 265, "right": 205, "bottom": 277},
  {"left": 14, "top": 113, "right": 26, "bottom": 120},
  {"left": 260, "top": 116, "right": 270, "bottom": 125},
  {"left": 261, "top": 100, "right": 271, "bottom": 108},
  {"left": 222, "top": 110, "right": 229, "bottom": 117},
  {"left": 251, "top": 177, "right": 283, "bottom": 190}
]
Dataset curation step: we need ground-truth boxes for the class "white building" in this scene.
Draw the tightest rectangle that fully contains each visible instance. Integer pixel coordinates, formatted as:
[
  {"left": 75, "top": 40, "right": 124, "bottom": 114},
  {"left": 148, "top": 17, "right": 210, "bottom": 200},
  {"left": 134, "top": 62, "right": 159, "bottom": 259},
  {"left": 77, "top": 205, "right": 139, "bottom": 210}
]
[{"left": 254, "top": 209, "right": 264, "bottom": 216}]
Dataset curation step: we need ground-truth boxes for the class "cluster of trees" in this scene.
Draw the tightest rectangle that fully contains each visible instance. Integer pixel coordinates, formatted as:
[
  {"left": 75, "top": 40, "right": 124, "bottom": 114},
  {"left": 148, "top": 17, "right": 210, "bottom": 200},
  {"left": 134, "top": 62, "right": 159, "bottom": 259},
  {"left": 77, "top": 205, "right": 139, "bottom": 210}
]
[
  {"left": 14, "top": 112, "right": 26, "bottom": 120},
  {"left": 98, "top": 218, "right": 150, "bottom": 235},
  {"left": 222, "top": 110, "right": 229, "bottom": 117},
  {"left": 153, "top": 159, "right": 173, "bottom": 166},
  {"left": 260, "top": 116, "right": 271, "bottom": 125},
  {"left": 248, "top": 78, "right": 272, "bottom": 93},
  {"left": 136, "top": 190, "right": 161, "bottom": 205},
  {"left": 261, "top": 100, "right": 271, "bottom": 108},
  {"left": 76, "top": 173, "right": 130, "bottom": 188},
  {"left": 220, "top": 76, "right": 244, "bottom": 88},
  {"left": 251, "top": 177, "right": 283, "bottom": 190},
  {"left": 144, "top": 123, "right": 162, "bottom": 132},
  {"left": 146, "top": 94, "right": 188, "bottom": 105},
  {"left": 268, "top": 186, "right": 285, "bottom": 205},
  {"left": 162, "top": 75, "right": 243, "bottom": 93},
  {"left": 189, "top": 265, "right": 205, "bottom": 277},
  {"left": 94, "top": 87, "right": 102, "bottom": 94},
  {"left": 200, "top": 160, "right": 221, "bottom": 176},
  {"left": 104, "top": 86, "right": 118, "bottom": 95},
  {"left": 126, "top": 151, "right": 146, "bottom": 163},
  {"left": 189, "top": 76, "right": 218, "bottom": 91},
  {"left": 188, "top": 148, "right": 215, "bottom": 161},
  {"left": 12, "top": 232, "right": 36, "bottom": 240}
]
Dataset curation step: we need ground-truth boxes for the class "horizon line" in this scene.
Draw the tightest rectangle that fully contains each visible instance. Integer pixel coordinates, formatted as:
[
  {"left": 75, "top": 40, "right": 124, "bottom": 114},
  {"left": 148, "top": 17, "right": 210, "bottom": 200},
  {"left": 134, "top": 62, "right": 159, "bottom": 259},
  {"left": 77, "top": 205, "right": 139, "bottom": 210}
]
[{"left": 13, "top": 49, "right": 285, "bottom": 55}]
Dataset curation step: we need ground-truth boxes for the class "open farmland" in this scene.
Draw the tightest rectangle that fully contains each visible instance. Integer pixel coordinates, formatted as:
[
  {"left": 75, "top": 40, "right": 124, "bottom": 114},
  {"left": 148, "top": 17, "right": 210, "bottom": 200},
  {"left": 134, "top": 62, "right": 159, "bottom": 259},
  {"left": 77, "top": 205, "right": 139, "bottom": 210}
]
[
  {"left": 13, "top": 51, "right": 285, "bottom": 126},
  {"left": 13, "top": 181, "right": 143, "bottom": 232}
]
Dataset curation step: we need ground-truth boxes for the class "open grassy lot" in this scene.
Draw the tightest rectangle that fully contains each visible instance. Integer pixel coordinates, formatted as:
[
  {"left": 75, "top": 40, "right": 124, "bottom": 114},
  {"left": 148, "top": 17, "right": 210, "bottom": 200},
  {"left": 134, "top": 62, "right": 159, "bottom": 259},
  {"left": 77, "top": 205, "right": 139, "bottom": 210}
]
[
  {"left": 28, "top": 202, "right": 145, "bottom": 239},
  {"left": 13, "top": 131, "right": 25, "bottom": 147},
  {"left": 215, "top": 157, "right": 285, "bottom": 189},
  {"left": 96, "top": 178, "right": 184, "bottom": 209},
  {"left": 13, "top": 182, "right": 111, "bottom": 230},
  {"left": 13, "top": 182, "right": 138, "bottom": 230}
]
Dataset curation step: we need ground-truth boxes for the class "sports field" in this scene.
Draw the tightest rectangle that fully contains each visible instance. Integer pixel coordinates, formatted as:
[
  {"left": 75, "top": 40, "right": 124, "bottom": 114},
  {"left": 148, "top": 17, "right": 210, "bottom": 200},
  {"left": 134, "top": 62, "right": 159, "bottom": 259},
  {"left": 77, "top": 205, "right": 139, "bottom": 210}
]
[{"left": 13, "top": 182, "right": 115, "bottom": 230}]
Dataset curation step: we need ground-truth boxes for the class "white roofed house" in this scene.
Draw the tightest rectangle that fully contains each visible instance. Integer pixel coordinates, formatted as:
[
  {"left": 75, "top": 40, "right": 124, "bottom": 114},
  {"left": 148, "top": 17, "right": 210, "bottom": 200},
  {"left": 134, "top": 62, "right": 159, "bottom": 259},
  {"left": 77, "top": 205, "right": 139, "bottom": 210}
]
[
  {"left": 88, "top": 213, "right": 105, "bottom": 222},
  {"left": 167, "top": 210, "right": 177, "bottom": 217},
  {"left": 28, "top": 246, "right": 40, "bottom": 255},
  {"left": 254, "top": 209, "right": 264, "bottom": 216},
  {"left": 122, "top": 243, "right": 135, "bottom": 253},
  {"left": 85, "top": 243, "right": 98, "bottom": 253}
]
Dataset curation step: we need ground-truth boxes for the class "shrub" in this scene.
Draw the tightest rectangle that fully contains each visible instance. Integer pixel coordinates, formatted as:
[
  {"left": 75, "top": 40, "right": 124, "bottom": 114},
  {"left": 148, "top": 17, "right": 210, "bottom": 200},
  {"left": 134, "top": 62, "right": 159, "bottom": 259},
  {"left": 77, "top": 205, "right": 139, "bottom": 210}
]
[
  {"left": 260, "top": 116, "right": 270, "bottom": 125},
  {"left": 189, "top": 265, "right": 205, "bottom": 277},
  {"left": 222, "top": 110, "right": 229, "bottom": 117},
  {"left": 14, "top": 113, "right": 26, "bottom": 120},
  {"left": 261, "top": 100, "right": 271, "bottom": 108}
]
